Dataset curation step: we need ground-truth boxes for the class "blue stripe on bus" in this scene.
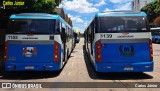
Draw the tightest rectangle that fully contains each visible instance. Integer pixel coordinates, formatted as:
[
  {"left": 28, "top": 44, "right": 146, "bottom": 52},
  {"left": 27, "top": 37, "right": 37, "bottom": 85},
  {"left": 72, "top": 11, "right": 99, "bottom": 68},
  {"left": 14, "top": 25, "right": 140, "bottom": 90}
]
[
  {"left": 10, "top": 15, "right": 59, "bottom": 19},
  {"left": 95, "top": 12, "right": 146, "bottom": 17}
]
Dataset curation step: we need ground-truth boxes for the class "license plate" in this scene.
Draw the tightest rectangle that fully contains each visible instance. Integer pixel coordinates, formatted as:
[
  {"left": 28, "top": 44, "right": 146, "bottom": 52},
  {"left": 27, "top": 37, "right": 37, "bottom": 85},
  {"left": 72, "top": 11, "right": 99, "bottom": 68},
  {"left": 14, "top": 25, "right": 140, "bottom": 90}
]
[
  {"left": 25, "top": 66, "right": 34, "bottom": 69},
  {"left": 124, "top": 67, "right": 134, "bottom": 71}
]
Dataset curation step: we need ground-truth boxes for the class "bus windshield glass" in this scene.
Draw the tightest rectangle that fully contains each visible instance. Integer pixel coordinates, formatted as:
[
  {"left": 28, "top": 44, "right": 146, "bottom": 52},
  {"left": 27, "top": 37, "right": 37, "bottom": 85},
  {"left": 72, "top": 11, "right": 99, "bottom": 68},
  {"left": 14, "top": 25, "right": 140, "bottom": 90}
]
[
  {"left": 98, "top": 16, "right": 149, "bottom": 33},
  {"left": 7, "top": 19, "right": 55, "bottom": 34}
]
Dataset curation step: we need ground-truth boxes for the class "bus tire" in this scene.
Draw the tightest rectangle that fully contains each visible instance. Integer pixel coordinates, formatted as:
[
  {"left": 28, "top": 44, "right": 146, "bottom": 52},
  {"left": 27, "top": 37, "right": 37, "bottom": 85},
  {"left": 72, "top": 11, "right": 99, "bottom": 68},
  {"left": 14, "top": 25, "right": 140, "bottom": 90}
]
[
  {"left": 67, "top": 49, "right": 69, "bottom": 59},
  {"left": 63, "top": 43, "right": 66, "bottom": 62}
]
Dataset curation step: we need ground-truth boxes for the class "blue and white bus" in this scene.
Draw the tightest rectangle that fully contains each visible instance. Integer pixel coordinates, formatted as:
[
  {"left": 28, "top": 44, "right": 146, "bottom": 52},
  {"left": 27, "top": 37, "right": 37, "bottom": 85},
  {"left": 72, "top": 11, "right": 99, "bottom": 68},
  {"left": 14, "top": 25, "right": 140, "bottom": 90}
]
[
  {"left": 4, "top": 13, "right": 74, "bottom": 72},
  {"left": 151, "top": 27, "right": 160, "bottom": 43},
  {"left": 84, "top": 11, "right": 153, "bottom": 72}
]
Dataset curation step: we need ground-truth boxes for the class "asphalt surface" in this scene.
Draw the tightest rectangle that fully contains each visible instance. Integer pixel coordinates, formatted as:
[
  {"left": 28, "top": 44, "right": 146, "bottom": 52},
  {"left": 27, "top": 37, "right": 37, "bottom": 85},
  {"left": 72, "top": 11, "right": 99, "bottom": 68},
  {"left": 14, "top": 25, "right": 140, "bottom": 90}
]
[{"left": 0, "top": 38, "right": 160, "bottom": 91}]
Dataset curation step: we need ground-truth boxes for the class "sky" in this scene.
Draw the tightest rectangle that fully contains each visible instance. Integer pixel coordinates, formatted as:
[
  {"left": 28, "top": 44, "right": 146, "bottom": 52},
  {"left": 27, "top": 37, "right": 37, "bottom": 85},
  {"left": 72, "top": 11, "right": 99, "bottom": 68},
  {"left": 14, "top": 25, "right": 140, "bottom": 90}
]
[{"left": 59, "top": 0, "right": 153, "bottom": 33}]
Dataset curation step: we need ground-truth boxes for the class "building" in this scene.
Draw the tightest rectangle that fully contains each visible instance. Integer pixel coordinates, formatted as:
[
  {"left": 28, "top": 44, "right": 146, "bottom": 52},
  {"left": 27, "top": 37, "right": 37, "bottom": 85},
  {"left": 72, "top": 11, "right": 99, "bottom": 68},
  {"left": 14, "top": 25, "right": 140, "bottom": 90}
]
[
  {"left": 132, "top": 0, "right": 151, "bottom": 11},
  {"left": 56, "top": 8, "right": 72, "bottom": 27},
  {"left": 152, "top": 16, "right": 160, "bottom": 27}
]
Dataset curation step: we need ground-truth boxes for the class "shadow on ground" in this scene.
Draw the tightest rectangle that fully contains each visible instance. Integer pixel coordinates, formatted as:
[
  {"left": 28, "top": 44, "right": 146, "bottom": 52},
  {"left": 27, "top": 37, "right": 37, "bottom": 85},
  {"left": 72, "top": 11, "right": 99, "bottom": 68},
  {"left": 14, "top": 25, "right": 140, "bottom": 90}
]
[
  {"left": 0, "top": 62, "right": 69, "bottom": 80},
  {"left": 83, "top": 45, "right": 153, "bottom": 80},
  {"left": 0, "top": 71, "right": 61, "bottom": 80}
]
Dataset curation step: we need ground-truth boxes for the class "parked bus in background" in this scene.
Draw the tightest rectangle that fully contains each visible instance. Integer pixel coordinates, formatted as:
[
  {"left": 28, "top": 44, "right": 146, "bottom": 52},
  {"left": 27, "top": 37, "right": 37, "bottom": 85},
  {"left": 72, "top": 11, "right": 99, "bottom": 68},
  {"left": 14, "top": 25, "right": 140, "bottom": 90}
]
[
  {"left": 151, "top": 27, "right": 160, "bottom": 43},
  {"left": 4, "top": 13, "right": 74, "bottom": 74},
  {"left": 75, "top": 29, "right": 80, "bottom": 43},
  {"left": 73, "top": 29, "right": 80, "bottom": 48},
  {"left": 84, "top": 11, "right": 153, "bottom": 72}
]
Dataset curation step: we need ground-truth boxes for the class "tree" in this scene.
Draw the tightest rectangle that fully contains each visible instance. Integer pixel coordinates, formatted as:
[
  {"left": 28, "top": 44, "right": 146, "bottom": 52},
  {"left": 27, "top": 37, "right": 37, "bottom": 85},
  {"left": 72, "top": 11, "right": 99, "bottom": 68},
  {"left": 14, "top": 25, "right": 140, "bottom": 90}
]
[
  {"left": 33, "top": 0, "right": 57, "bottom": 13},
  {"left": 0, "top": 0, "right": 61, "bottom": 13},
  {"left": 141, "top": 0, "right": 160, "bottom": 23}
]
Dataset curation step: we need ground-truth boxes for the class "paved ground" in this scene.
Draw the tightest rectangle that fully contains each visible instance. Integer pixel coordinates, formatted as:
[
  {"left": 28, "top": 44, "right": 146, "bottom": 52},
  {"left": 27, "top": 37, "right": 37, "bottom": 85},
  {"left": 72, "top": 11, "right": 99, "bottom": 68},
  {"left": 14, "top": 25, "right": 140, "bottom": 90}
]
[{"left": 0, "top": 38, "right": 160, "bottom": 91}]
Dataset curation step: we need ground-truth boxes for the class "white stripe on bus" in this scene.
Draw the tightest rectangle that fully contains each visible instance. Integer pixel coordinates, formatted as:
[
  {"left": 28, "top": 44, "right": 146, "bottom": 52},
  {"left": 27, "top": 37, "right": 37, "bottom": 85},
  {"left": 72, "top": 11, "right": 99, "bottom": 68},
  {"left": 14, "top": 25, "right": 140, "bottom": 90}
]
[
  {"left": 6, "top": 34, "right": 51, "bottom": 41},
  {"left": 94, "top": 32, "right": 151, "bottom": 44}
]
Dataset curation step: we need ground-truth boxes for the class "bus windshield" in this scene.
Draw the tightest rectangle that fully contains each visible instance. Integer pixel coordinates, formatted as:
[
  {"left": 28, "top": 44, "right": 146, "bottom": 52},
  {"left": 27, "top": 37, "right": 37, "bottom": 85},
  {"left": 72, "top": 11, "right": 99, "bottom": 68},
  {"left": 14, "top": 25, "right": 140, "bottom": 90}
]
[
  {"left": 98, "top": 16, "right": 149, "bottom": 33},
  {"left": 7, "top": 19, "right": 55, "bottom": 34}
]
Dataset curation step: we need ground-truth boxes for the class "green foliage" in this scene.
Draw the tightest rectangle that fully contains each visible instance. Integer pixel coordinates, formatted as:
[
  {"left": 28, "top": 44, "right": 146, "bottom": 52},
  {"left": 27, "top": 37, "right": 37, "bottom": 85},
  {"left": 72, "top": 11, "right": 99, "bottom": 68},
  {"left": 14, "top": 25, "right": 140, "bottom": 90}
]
[
  {"left": 141, "top": 0, "right": 160, "bottom": 22},
  {"left": 1, "top": 0, "right": 59, "bottom": 13},
  {"left": 33, "top": 0, "right": 56, "bottom": 13}
]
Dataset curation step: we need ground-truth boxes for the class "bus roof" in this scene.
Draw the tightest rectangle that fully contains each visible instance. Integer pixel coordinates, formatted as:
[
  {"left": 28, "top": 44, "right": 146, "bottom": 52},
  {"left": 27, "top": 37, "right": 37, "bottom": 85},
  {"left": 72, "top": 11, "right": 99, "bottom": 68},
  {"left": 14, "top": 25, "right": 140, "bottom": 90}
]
[
  {"left": 10, "top": 13, "right": 72, "bottom": 28},
  {"left": 95, "top": 11, "right": 147, "bottom": 17},
  {"left": 10, "top": 13, "right": 60, "bottom": 19}
]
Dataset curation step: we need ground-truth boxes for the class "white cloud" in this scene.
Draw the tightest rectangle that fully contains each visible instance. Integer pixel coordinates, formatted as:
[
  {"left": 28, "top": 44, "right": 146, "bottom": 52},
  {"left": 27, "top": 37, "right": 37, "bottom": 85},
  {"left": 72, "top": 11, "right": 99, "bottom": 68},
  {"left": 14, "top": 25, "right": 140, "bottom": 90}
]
[
  {"left": 94, "top": 0, "right": 106, "bottom": 7},
  {"left": 114, "top": 2, "right": 132, "bottom": 10},
  {"left": 61, "top": 0, "right": 99, "bottom": 13},
  {"left": 68, "top": 14, "right": 84, "bottom": 23},
  {"left": 73, "top": 26, "right": 80, "bottom": 31},
  {"left": 84, "top": 21, "right": 89, "bottom": 27},
  {"left": 104, "top": 2, "right": 132, "bottom": 11},
  {"left": 109, "top": 0, "right": 133, "bottom": 3},
  {"left": 72, "top": 20, "right": 91, "bottom": 33},
  {"left": 109, "top": 0, "right": 124, "bottom": 3},
  {"left": 104, "top": 8, "right": 113, "bottom": 12}
]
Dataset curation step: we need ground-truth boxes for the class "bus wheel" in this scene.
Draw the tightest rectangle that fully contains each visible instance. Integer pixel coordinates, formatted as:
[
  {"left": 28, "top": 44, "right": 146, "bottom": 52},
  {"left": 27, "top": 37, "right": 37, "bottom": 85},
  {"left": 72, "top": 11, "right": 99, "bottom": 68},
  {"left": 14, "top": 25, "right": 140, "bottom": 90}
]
[
  {"left": 156, "top": 39, "right": 159, "bottom": 44},
  {"left": 63, "top": 44, "right": 66, "bottom": 62},
  {"left": 67, "top": 49, "right": 69, "bottom": 59}
]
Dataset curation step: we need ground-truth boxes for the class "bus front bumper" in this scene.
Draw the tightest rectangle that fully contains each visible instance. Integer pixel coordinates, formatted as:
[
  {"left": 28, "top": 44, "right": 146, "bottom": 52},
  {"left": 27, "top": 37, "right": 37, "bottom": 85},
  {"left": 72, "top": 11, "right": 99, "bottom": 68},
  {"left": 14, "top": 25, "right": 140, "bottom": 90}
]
[
  {"left": 95, "top": 62, "right": 153, "bottom": 72},
  {"left": 4, "top": 62, "right": 62, "bottom": 71}
]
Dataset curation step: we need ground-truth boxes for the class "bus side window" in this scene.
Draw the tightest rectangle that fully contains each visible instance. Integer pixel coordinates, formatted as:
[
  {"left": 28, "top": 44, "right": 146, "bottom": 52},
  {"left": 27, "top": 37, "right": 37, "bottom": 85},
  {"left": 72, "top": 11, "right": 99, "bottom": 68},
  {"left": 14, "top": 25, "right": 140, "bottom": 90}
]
[
  {"left": 68, "top": 27, "right": 70, "bottom": 41},
  {"left": 90, "top": 22, "right": 94, "bottom": 43},
  {"left": 92, "top": 21, "right": 95, "bottom": 40},
  {"left": 61, "top": 27, "right": 66, "bottom": 43},
  {"left": 88, "top": 27, "right": 91, "bottom": 43},
  {"left": 91, "top": 22, "right": 95, "bottom": 55},
  {"left": 55, "top": 20, "right": 60, "bottom": 34},
  {"left": 59, "top": 22, "right": 62, "bottom": 33},
  {"left": 86, "top": 28, "right": 88, "bottom": 42},
  {"left": 67, "top": 27, "right": 69, "bottom": 42}
]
